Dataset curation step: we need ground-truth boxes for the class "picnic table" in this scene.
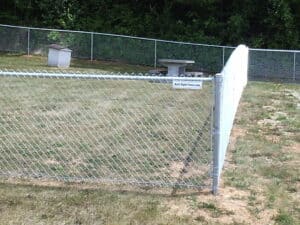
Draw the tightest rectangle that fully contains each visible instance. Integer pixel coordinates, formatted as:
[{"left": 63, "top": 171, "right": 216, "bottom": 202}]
[{"left": 158, "top": 59, "right": 195, "bottom": 76}]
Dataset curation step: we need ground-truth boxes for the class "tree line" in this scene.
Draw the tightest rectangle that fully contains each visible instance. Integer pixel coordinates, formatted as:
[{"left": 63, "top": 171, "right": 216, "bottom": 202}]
[{"left": 0, "top": 0, "right": 299, "bottom": 49}]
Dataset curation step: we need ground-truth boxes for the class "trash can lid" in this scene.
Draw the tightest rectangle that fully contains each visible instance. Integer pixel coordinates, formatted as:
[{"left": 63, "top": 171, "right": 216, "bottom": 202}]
[{"left": 49, "top": 44, "right": 72, "bottom": 52}]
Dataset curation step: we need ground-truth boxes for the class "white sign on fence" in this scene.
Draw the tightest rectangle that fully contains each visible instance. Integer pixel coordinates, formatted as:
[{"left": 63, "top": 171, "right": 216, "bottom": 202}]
[{"left": 172, "top": 79, "right": 202, "bottom": 90}]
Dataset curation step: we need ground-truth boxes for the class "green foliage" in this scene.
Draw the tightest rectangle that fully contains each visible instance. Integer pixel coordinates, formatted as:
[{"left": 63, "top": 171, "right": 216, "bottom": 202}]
[
  {"left": 0, "top": 0, "right": 299, "bottom": 49},
  {"left": 47, "top": 31, "right": 61, "bottom": 42}
]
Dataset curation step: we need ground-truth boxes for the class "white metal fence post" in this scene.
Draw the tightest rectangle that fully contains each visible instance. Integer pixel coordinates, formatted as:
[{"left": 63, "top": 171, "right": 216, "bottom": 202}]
[
  {"left": 91, "top": 32, "right": 94, "bottom": 61},
  {"left": 212, "top": 73, "right": 223, "bottom": 195},
  {"left": 27, "top": 28, "right": 30, "bottom": 56},
  {"left": 293, "top": 52, "right": 296, "bottom": 81},
  {"left": 222, "top": 47, "right": 225, "bottom": 67},
  {"left": 154, "top": 40, "right": 157, "bottom": 68}
]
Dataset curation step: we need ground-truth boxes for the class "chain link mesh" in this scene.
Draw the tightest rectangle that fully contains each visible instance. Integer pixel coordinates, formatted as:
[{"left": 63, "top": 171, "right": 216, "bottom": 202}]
[
  {"left": 0, "top": 26, "right": 28, "bottom": 53},
  {"left": 248, "top": 50, "right": 297, "bottom": 81},
  {"left": 0, "top": 25, "right": 228, "bottom": 73},
  {"left": 0, "top": 71, "right": 213, "bottom": 188},
  {"left": 296, "top": 52, "right": 300, "bottom": 81},
  {"left": 156, "top": 41, "right": 228, "bottom": 73},
  {"left": 1, "top": 25, "right": 299, "bottom": 81},
  {"left": 29, "top": 29, "right": 91, "bottom": 59},
  {"left": 93, "top": 35, "right": 155, "bottom": 65}
]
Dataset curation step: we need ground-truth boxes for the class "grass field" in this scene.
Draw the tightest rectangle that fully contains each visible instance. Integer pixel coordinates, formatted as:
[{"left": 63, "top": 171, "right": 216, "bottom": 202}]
[
  {"left": 0, "top": 53, "right": 152, "bottom": 73},
  {"left": 0, "top": 54, "right": 299, "bottom": 224}
]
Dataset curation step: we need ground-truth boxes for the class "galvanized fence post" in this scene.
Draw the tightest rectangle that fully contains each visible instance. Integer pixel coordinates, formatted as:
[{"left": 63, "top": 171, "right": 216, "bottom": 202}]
[
  {"left": 212, "top": 73, "right": 223, "bottom": 195},
  {"left": 293, "top": 52, "right": 296, "bottom": 81},
  {"left": 222, "top": 47, "right": 225, "bottom": 67},
  {"left": 91, "top": 32, "right": 94, "bottom": 61},
  {"left": 154, "top": 40, "right": 157, "bottom": 68},
  {"left": 27, "top": 28, "right": 30, "bottom": 56}
]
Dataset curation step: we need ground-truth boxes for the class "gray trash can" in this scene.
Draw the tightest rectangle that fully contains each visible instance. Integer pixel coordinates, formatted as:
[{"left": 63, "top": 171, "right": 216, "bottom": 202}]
[{"left": 48, "top": 44, "right": 72, "bottom": 68}]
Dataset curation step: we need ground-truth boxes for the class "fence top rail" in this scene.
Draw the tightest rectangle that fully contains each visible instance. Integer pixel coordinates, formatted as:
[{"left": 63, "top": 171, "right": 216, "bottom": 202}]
[
  {"left": 0, "top": 23, "right": 234, "bottom": 49},
  {"left": 249, "top": 48, "right": 300, "bottom": 53},
  {"left": 0, "top": 70, "right": 214, "bottom": 81}
]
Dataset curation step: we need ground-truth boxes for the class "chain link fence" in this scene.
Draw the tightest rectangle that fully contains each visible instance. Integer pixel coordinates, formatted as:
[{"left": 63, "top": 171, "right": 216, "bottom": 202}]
[
  {"left": 1, "top": 24, "right": 299, "bottom": 81},
  {"left": 0, "top": 70, "right": 214, "bottom": 189},
  {"left": 248, "top": 49, "right": 300, "bottom": 81},
  {"left": 1, "top": 24, "right": 295, "bottom": 192},
  {"left": 0, "top": 24, "right": 234, "bottom": 73}
]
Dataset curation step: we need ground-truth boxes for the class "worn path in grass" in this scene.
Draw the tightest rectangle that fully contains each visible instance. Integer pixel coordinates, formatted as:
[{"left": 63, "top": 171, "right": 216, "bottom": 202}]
[{"left": 0, "top": 79, "right": 299, "bottom": 224}]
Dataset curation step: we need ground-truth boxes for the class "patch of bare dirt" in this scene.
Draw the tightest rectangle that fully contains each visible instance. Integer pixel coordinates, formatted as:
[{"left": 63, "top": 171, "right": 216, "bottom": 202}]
[
  {"left": 229, "top": 126, "right": 247, "bottom": 148},
  {"left": 182, "top": 166, "right": 208, "bottom": 179},
  {"left": 169, "top": 161, "right": 185, "bottom": 178},
  {"left": 271, "top": 99, "right": 281, "bottom": 105},
  {"left": 288, "top": 90, "right": 300, "bottom": 101},
  {"left": 168, "top": 161, "right": 209, "bottom": 179},
  {"left": 262, "top": 105, "right": 276, "bottom": 111},
  {"left": 164, "top": 186, "right": 277, "bottom": 225},
  {"left": 165, "top": 198, "right": 193, "bottom": 217},
  {"left": 257, "top": 118, "right": 280, "bottom": 127},
  {"left": 165, "top": 124, "right": 277, "bottom": 224},
  {"left": 271, "top": 111, "right": 288, "bottom": 120},
  {"left": 165, "top": 88, "right": 298, "bottom": 224},
  {"left": 282, "top": 142, "right": 300, "bottom": 167},
  {"left": 257, "top": 110, "right": 292, "bottom": 139},
  {"left": 265, "top": 135, "right": 281, "bottom": 144},
  {"left": 44, "top": 159, "right": 59, "bottom": 165},
  {"left": 240, "top": 102, "right": 251, "bottom": 107},
  {"left": 224, "top": 126, "right": 247, "bottom": 170},
  {"left": 283, "top": 142, "right": 300, "bottom": 154},
  {"left": 286, "top": 90, "right": 300, "bottom": 109}
]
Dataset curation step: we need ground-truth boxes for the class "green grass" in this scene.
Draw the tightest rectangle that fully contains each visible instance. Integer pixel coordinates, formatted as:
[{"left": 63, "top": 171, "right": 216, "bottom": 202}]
[
  {"left": 0, "top": 53, "right": 153, "bottom": 73},
  {"left": 0, "top": 183, "right": 198, "bottom": 225},
  {"left": 274, "top": 211, "right": 295, "bottom": 225},
  {"left": 223, "top": 81, "right": 300, "bottom": 224},
  {"left": 0, "top": 54, "right": 299, "bottom": 224}
]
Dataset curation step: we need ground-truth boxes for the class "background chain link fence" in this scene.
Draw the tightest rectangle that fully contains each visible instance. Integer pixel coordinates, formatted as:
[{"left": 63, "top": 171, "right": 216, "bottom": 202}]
[
  {"left": 0, "top": 24, "right": 234, "bottom": 73},
  {"left": 1, "top": 24, "right": 299, "bottom": 81},
  {"left": 248, "top": 49, "right": 300, "bottom": 82},
  {"left": 0, "top": 71, "right": 214, "bottom": 189}
]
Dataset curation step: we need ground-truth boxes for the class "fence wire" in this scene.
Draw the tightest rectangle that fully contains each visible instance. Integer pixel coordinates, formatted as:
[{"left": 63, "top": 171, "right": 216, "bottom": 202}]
[
  {"left": 0, "top": 70, "right": 213, "bottom": 189},
  {"left": 0, "top": 25, "right": 28, "bottom": 54},
  {"left": 0, "top": 24, "right": 233, "bottom": 73},
  {"left": 1, "top": 24, "right": 300, "bottom": 81},
  {"left": 248, "top": 49, "right": 300, "bottom": 81}
]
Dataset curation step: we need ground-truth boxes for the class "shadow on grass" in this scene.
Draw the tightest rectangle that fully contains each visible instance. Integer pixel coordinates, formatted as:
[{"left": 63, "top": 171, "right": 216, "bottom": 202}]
[{"left": 0, "top": 180, "right": 210, "bottom": 198}]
